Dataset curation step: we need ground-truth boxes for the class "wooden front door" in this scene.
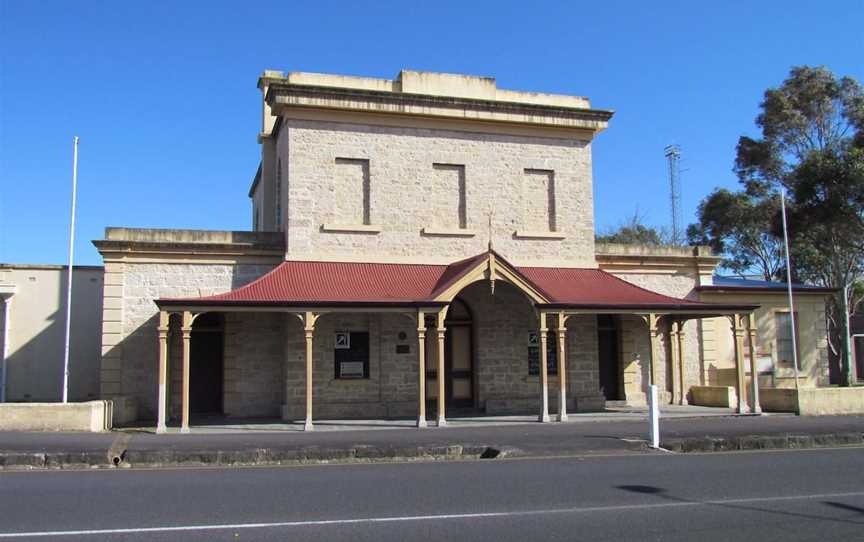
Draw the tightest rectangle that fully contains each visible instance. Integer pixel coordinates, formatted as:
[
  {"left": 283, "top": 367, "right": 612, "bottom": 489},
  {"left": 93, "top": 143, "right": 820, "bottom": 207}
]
[
  {"left": 425, "top": 298, "right": 475, "bottom": 409},
  {"left": 446, "top": 324, "right": 473, "bottom": 407}
]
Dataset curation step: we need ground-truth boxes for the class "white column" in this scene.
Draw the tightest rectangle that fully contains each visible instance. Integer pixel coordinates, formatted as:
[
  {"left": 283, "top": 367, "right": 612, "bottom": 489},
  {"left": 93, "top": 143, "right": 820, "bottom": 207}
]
[
  {"left": 557, "top": 313, "right": 568, "bottom": 422},
  {"left": 732, "top": 315, "right": 749, "bottom": 414},
  {"left": 676, "top": 321, "right": 687, "bottom": 405},
  {"left": 156, "top": 311, "right": 169, "bottom": 434},
  {"left": 417, "top": 310, "right": 428, "bottom": 428},
  {"left": 747, "top": 313, "right": 762, "bottom": 415},
  {"left": 0, "top": 291, "right": 14, "bottom": 403},
  {"left": 436, "top": 309, "right": 447, "bottom": 427},
  {"left": 303, "top": 311, "right": 318, "bottom": 431},
  {"left": 180, "top": 311, "right": 192, "bottom": 433},
  {"left": 539, "top": 312, "right": 550, "bottom": 423}
]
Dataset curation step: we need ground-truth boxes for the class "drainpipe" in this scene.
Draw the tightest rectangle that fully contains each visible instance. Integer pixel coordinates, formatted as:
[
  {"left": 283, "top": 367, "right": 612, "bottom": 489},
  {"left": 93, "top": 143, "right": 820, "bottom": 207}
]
[{"left": 0, "top": 289, "right": 15, "bottom": 403}]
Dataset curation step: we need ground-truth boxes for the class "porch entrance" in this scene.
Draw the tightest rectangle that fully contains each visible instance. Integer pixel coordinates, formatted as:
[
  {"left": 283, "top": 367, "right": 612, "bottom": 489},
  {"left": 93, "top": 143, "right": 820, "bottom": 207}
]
[{"left": 190, "top": 313, "right": 224, "bottom": 415}]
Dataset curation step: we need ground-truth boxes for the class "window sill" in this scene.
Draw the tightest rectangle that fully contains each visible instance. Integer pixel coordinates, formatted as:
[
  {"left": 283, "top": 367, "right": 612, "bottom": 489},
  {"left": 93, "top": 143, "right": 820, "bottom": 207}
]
[
  {"left": 320, "top": 224, "right": 382, "bottom": 234},
  {"left": 514, "top": 230, "right": 566, "bottom": 240},
  {"left": 421, "top": 227, "right": 477, "bottom": 238}
]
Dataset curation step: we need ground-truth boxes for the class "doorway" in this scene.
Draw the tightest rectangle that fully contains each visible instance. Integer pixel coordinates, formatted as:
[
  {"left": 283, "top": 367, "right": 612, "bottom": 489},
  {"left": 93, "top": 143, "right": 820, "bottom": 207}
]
[
  {"left": 190, "top": 313, "right": 224, "bottom": 415},
  {"left": 597, "top": 315, "right": 621, "bottom": 401},
  {"left": 426, "top": 297, "right": 475, "bottom": 410}
]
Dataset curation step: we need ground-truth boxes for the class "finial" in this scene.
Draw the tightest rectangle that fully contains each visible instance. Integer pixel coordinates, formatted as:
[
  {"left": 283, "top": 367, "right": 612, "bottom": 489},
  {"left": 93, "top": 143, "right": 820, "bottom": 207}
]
[{"left": 487, "top": 208, "right": 494, "bottom": 251}]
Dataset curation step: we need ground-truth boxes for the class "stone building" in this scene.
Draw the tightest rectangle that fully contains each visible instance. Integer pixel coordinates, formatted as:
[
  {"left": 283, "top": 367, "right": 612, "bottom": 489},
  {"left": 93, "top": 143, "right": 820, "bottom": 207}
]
[{"left": 92, "top": 70, "right": 833, "bottom": 431}]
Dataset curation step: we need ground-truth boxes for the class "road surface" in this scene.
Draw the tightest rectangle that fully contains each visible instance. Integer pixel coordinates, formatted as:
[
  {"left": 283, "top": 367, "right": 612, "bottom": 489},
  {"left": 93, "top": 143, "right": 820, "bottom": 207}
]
[{"left": 1, "top": 447, "right": 862, "bottom": 541}]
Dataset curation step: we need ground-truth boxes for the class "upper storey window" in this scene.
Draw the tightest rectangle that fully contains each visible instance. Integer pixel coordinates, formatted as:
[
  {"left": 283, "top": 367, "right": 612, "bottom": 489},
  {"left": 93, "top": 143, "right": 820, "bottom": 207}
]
[
  {"left": 420, "top": 164, "right": 475, "bottom": 238},
  {"left": 523, "top": 169, "right": 556, "bottom": 232},
  {"left": 515, "top": 168, "right": 563, "bottom": 239},
  {"left": 335, "top": 157, "right": 371, "bottom": 226}
]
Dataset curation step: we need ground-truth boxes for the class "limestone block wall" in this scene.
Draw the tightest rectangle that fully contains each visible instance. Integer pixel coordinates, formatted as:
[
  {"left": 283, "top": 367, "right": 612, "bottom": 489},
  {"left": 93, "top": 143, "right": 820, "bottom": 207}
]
[
  {"left": 619, "top": 315, "right": 651, "bottom": 406},
  {"left": 459, "top": 281, "right": 602, "bottom": 413},
  {"left": 103, "top": 261, "right": 276, "bottom": 420},
  {"left": 223, "top": 312, "right": 284, "bottom": 417},
  {"left": 282, "top": 312, "right": 420, "bottom": 420},
  {"left": 279, "top": 119, "right": 596, "bottom": 267},
  {"left": 610, "top": 271, "right": 703, "bottom": 402}
]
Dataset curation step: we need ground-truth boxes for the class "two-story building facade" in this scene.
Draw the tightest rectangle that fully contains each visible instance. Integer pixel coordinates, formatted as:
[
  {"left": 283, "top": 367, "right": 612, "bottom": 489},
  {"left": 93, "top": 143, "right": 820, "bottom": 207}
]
[{"left": 94, "top": 70, "right": 810, "bottom": 432}]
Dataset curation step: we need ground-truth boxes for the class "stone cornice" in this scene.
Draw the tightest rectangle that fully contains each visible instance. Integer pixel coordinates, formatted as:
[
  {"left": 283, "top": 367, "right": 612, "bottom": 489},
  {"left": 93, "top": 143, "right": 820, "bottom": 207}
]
[
  {"left": 266, "top": 83, "right": 612, "bottom": 135},
  {"left": 93, "top": 228, "right": 285, "bottom": 263}
]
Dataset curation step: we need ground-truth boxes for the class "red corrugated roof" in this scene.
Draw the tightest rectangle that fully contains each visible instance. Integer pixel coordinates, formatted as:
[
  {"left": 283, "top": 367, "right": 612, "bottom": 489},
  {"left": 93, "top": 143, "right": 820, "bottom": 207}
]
[{"left": 157, "top": 250, "right": 751, "bottom": 310}]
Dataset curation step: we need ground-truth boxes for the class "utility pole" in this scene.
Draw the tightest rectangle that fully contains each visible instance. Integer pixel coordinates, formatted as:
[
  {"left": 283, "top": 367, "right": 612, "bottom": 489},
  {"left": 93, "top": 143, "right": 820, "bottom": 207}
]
[
  {"left": 62, "top": 137, "right": 79, "bottom": 403},
  {"left": 780, "top": 189, "right": 800, "bottom": 389}
]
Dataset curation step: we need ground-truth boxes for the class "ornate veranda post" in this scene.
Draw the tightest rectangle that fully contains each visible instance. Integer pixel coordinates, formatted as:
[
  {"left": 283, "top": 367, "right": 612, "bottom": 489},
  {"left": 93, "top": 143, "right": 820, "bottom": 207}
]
[
  {"left": 416, "top": 309, "right": 428, "bottom": 428},
  {"left": 180, "top": 311, "right": 193, "bottom": 433},
  {"left": 538, "top": 311, "right": 550, "bottom": 423},
  {"left": 302, "top": 311, "right": 319, "bottom": 431},
  {"left": 675, "top": 320, "right": 687, "bottom": 405},
  {"left": 747, "top": 313, "right": 762, "bottom": 414},
  {"left": 732, "top": 314, "right": 749, "bottom": 413},
  {"left": 436, "top": 308, "right": 447, "bottom": 427},
  {"left": 556, "top": 313, "right": 569, "bottom": 422},
  {"left": 156, "top": 311, "right": 169, "bottom": 434},
  {"left": 648, "top": 314, "right": 661, "bottom": 388},
  {"left": 668, "top": 320, "right": 681, "bottom": 405}
]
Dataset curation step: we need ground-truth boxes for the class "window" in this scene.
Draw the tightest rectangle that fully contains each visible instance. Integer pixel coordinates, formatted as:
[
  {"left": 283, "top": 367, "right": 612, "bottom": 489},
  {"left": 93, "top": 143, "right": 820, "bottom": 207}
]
[
  {"left": 335, "top": 158, "right": 371, "bottom": 225},
  {"left": 275, "top": 158, "right": 283, "bottom": 230},
  {"left": 523, "top": 169, "right": 556, "bottom": 232},
  {"left": 431, "top": 164, "right": 467, "bottom": 229},
  {"left": 334, "top": 331, "right": 370, "bottom": 379},
  {"left": 775, "top": 312, "right": 800, "bottom": 369},
  {"left": 528, "top": 332, "right": 558, "bottom": 376}
]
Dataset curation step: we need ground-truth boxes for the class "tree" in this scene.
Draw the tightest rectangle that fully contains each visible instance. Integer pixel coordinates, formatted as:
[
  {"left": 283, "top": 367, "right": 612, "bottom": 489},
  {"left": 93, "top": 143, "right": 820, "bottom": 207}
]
[
  {"left": 596, "top": 210, "right": 669, "bottom": 246},
  {"left": 691, "top": 66, "right": 864, "bottom": 384},
  {"left": 686, "top": 189, "right": 784, "bottom": 281}
]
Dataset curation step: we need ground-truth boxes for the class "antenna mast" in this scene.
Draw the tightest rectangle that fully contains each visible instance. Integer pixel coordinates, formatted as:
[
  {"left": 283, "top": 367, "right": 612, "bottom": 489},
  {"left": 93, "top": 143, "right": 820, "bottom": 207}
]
[{"left": 664, "top": 144, "right": 682, "bottom": 245}]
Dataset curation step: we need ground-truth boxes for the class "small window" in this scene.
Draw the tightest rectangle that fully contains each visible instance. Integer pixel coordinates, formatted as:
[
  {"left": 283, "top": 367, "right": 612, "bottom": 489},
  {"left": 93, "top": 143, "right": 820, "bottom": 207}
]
[
  {"left": 334, "top": 332, "right": 370, "bottom": 379},
  {"left": 528, "top": 332, "right": 558, "bottom": 376},
  {"left": 775, "top": 312, "right": 800, "bottom": 369}
]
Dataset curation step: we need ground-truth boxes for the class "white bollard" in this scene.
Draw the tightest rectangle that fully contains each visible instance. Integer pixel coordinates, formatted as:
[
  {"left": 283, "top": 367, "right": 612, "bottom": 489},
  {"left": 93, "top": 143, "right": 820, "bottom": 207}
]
[{"left": 648, "top": 384, "right": 660, "bottom": 449}]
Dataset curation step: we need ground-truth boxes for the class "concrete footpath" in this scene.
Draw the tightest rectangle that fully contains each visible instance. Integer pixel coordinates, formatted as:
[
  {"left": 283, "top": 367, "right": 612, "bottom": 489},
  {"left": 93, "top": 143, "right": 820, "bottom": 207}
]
[{"left": 0, "top": 414, "right": 862, "bottom": 470}]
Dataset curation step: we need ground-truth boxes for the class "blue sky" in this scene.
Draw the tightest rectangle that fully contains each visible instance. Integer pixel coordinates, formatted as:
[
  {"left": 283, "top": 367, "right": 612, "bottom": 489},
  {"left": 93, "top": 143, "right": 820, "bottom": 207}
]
[{"left": 1, "top": 0, "right": 862, "bottom": 265}]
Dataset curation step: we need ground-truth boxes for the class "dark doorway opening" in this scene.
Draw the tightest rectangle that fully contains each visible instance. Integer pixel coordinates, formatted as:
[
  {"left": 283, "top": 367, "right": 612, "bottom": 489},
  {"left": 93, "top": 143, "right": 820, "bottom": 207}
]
[
  {"left": 425, "top": 297, "right": 475, "bottom": 412},
  {"left": 598, "top": 315, "right": 621, "bottom": 401},
  {"left": 190, "top": 313, "right": 224, "bottom": 415}
]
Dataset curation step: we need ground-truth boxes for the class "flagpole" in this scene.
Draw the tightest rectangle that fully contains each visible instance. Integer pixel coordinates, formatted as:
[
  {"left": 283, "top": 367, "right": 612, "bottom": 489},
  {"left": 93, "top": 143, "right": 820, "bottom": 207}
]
[
  {"left": 62, "top": 137, "right": 79, "bottom": 403},
  {"left": 780, "top": 189, "right": 800, "bottom": 389}
]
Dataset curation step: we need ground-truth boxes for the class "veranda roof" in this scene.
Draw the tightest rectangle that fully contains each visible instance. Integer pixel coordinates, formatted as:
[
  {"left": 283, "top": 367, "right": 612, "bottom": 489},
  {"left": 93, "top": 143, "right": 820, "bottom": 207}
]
[{"left": 156, "top": 250, "right": 757, "bottom": 313}]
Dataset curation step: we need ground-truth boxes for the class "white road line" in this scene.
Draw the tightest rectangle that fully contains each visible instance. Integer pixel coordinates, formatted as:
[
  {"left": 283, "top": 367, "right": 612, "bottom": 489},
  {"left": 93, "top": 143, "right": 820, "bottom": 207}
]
[{"left": 1, "top": 491, "right": 862, "bottom": 538}]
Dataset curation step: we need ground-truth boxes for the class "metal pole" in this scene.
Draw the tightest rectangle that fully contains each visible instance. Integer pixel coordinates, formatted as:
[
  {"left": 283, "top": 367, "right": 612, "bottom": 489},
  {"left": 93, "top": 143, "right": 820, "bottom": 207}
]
[
  {"left": 647, "top": 384, "right": 660, "bottom": 448},
  {"left": 843, "top": 283, "right": 853, "bottom": 386},
  {"left": 780, "top": 189, "right": 800, "bottom": 389},
  {"left": 0, "top": 297, "right": 9, "bottom": 403},
  {"left": 62, "top": 137, "right": 79, "bottom": 404}
]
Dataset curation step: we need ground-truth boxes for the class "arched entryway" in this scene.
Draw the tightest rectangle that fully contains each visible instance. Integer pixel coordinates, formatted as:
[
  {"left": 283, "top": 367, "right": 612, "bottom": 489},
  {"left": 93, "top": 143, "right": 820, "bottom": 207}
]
[
  {"left": 445, "top": 297, "right": 474, "bottom": 409},
  {"left": 425, "top": 297, "right": 475, "bottom": 411},
  {"left": 190, "top": 312, "right": 224, "bottom": 415}
]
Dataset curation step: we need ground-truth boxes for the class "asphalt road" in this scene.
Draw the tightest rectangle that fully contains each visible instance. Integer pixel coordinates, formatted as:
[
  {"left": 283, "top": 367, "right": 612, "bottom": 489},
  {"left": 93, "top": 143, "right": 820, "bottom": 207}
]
[{"left": 0, "top": 448, "right": 862, "bottom": 541}]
